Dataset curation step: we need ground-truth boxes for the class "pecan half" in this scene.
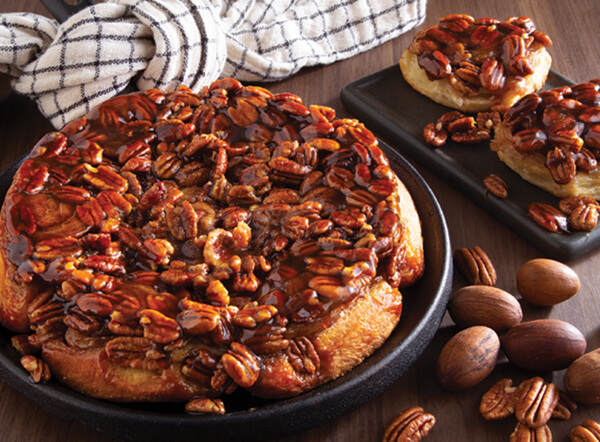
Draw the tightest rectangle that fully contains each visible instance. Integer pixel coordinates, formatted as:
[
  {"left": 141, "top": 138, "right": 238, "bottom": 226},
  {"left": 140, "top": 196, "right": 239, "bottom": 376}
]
[
  {"left": 20, "top": 355, "right": 51, "bottom": 383},
  {"left": 185, "top": 398, "right": 225, "bottom": 415},
  {"left": 483, "top": 174, "right": 508, "bottom": 199},
  {"left": 570, "top": 419, "right": 600, "bottom": 442},
  {"left": 510, "top": 422, "right": 552, "bottom": 442},
  {"left": 480, "top": 378, "right": 520, "bottom": 420},
  {"left": 570, "top": 204, "right": 599, "bottom": 231},
  {"left": 104, "top": 336, "right": 166, "bottom": 370},
  {"left": 220, "top": 342, "right": 260, "bottom": 388},
  {"left": 515, "top": 377, "right": 559, "bottom": 429},
  {"left": 559, "top": 196, "right": 599, "bottom": 215},
  {"left": 382, "top": 406, "right": 436, "bottom": 442},
  {"left": 528, "top": 202, "right": 569, "bottom": 233},
  {"left": 453, "top": 246, "right": 497, "bottom": 286},
  {"left": 552, "top": 389, "right": 577, "bottom": 420},
  {"left": 286, "top": 336, "right": 320, "bottom": 374}
]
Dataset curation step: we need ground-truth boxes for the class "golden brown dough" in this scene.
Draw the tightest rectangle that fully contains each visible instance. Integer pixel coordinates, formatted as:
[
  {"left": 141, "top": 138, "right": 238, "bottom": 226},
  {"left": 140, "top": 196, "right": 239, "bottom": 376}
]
[
  {"left": 0, "top": 78, "right": 424, "bottom": 408},
  {"left": 400, "top": 15, "right": 552, "bottom": 113}
]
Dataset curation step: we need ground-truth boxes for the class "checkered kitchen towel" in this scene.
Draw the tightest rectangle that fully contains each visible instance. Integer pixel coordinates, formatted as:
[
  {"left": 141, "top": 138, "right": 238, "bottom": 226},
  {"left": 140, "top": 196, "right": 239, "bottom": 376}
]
[{"left": 0, "top": 0, "right": 426, "bottom": 128}]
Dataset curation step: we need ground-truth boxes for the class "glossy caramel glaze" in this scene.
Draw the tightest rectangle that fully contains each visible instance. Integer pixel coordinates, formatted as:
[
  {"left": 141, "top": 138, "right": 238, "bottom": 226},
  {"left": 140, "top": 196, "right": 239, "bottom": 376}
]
[
  {"left": 0, "top": 78, "right": 424, "bottom": 405},
  {"left": 401, "top": 15, "right": 552, "bottom": 112}
]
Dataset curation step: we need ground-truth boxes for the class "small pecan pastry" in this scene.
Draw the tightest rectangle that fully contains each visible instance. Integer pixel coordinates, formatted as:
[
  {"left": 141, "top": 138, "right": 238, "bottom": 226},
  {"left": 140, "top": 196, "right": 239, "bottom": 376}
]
[
  {"left": 491, "top": 80, "right": 600, "bottom": 199},
  {"left": 400, "top": 15, "right": 552, "bottom": 113},
  {"left": 0, "top": 79, "right": 425, "bottom": 407}
]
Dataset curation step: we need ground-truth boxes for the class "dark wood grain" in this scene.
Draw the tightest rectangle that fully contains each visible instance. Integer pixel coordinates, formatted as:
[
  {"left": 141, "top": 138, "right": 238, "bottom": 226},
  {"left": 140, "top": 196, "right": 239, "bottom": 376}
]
[{"left": 1, "top": 1, "right": 599, "bottom": 441}]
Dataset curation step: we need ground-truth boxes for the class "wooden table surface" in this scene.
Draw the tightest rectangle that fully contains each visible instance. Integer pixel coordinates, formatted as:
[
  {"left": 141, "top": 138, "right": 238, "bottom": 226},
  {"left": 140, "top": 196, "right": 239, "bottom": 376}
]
[{"left": 1, "top": 1, "right": 599, "bottom": 441}]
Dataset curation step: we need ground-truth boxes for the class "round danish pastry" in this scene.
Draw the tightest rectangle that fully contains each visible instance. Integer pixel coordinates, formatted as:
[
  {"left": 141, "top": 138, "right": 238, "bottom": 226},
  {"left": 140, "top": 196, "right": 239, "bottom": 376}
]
[
  {"left": 0, "top": 79, "right": 424, "bottom": 409},
  {"left": 491, "top": 81, "right": 600, "bottom": 199},
  {"left": 400, "top": 14, "right": 553, "bottom": 113}
]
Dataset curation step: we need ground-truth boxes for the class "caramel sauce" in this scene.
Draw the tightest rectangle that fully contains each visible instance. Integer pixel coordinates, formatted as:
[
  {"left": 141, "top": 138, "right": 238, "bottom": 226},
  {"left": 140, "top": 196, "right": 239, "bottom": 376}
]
[
  {"left": 3, "top": 80, "right": 407, "bottom": 369},
  {"left": 507, "top": 81, "right": 600, "bottom": 183},
  {"left": 412, "top": 15, "right": 552, "bottom": 110}
]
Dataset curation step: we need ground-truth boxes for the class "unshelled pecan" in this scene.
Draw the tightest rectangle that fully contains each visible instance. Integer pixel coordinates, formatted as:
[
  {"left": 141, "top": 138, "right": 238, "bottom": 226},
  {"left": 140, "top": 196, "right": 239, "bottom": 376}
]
[
  {"left": 382, "top": 406, "right": 436, "bottom": 442},
  {"left": 454, "top": 246, "right": 497, "bottom": 286}
]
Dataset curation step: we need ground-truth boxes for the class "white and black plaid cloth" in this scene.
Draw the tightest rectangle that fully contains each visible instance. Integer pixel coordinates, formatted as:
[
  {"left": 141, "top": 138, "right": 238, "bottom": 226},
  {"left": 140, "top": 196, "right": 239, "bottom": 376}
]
[{"left": 0, "top": 0, "right": 426, "bottom": 128}]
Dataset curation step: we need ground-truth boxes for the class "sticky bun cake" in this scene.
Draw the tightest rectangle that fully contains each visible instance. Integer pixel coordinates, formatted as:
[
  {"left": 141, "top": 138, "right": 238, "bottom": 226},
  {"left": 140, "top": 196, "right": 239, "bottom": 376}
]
[
  {"left": 400, "top": 14, "right": 552, "bottom": 113},
  {"left": 491, "top": 81, "right": 600, "bottom": 199},
  {"left": 0, "top": 78, "right": 424, "bottom": 411}
]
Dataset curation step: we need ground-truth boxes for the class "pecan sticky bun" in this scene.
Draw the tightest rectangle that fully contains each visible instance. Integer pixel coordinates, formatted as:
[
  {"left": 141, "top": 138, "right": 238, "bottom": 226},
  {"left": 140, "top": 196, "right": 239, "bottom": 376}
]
[
  {"left": 0, "top": 79, "right": 424, "bottom": 410},
  {"left": 400, "top": 15, "right": 552, "bottom": 113},
  {"left": 491, "top": 81, "right": 600, "bottom": 199}
]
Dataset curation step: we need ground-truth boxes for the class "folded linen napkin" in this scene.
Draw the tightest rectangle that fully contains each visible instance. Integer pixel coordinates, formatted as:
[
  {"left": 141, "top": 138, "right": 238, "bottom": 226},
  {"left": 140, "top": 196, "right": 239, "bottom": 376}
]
[{"left": 0, "top": 0, "right": 426, "bottom": 128}]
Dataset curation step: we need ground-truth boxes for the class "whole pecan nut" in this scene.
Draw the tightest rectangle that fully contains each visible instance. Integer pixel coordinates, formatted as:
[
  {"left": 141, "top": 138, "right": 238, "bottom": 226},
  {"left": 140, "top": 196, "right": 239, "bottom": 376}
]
[{"left": 382, "top": 406, "right": 436, "bottom": 442}]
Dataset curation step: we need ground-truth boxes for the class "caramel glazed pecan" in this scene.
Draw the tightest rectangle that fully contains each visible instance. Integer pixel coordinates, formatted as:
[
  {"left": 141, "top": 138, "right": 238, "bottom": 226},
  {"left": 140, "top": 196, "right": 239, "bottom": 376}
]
[
  {"left": 0, "top": 78, "right": 424, "bottom": 410},
  {"left": 408, "top": 15, "right": 552, "bottom": 110}
]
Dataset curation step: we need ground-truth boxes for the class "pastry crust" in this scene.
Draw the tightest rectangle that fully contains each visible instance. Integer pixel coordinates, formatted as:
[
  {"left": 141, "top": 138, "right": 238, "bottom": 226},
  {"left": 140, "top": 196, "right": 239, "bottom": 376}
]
[
  {"left": 0, "top": 79, "right": 424, "bottom": 406},
  {"left": 400, "top": 47, "right": 551, "bottom": 113},
  {"left": 399, "top": 15, "right": 553, "bottom": 113}
]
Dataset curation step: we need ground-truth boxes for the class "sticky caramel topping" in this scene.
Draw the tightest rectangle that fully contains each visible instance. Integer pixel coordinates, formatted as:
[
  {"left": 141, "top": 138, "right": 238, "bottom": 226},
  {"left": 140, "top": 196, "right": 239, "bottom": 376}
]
[
  {"left": 4, "top": 79, "right": 410, "bottom": 385},
  {"left": 409, "top": 15, "right": 552, "bottom": 102},
  {"left": 504, "top": 81, "right": 600, "bottom": 184}
]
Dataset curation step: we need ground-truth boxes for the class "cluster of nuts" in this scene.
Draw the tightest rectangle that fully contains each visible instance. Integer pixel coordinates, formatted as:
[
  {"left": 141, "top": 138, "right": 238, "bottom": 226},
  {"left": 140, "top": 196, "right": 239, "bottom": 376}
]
[
  {"left": 504, "top": 83, "right": 600, "bottom": 186},
  {"left": 434, "top": 246, "right": 600, "bottom": 440},
  {"left": 423, "top": 110, "right": 502, "bottom": 147},
  {"left": 424, "top": 106, "right": 600, "bottom": 233},
  {"left": 381, "top": 247, "right": 599, "bottom": 441},
  {"left": 409, "top": 15, "right": 552, "bottom": 98},
  {"left": 479, "top": 376, "right": 596, "bottom": 441},
  {"left": 527, "top": 196, "right": 600, "bottom": 233}
]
